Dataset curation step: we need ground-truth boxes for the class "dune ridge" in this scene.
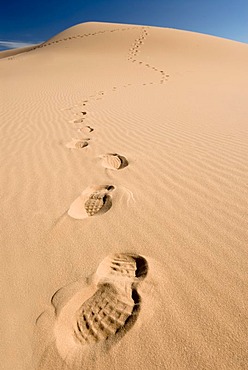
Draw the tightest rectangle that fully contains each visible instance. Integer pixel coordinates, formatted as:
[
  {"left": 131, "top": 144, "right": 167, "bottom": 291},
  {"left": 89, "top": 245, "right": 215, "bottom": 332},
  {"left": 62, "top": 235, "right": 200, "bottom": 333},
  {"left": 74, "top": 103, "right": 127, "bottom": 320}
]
[{"left": 1, "top": 22, "right": 248, "bottom": 370}]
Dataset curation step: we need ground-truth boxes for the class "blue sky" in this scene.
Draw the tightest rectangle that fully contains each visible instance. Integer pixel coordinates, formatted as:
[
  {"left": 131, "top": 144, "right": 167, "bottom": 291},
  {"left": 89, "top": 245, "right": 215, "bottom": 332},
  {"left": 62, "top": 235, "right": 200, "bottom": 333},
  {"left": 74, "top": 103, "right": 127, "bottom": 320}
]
[{"left": 1, "top": 0, "right": 248, "bottom": 50}]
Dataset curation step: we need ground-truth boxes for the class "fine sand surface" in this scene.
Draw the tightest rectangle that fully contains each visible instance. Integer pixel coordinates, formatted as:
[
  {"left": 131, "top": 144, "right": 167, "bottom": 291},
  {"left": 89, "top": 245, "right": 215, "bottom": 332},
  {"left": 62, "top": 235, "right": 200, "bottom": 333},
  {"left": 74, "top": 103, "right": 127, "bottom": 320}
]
[{"left": 1, "top": 22, "right": 248, "bottom": 370}]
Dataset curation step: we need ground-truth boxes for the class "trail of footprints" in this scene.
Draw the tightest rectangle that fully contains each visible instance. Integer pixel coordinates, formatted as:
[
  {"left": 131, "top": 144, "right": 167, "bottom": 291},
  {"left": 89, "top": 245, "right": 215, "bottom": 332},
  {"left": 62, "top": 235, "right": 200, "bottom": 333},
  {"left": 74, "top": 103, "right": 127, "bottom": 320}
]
[
  {"left": 128, "top": 27, "right": 169, "bottom": 84},
  {"left": 7, "top": 25, "right": 170, "bottom": 86},
  {"left": 36, "top": 27, "right": 166, "bottom": 363},
  {"left": 64, "top": 92, "right": 129, "bottom": 220},
  {"left": 63, "top": 27, "right": 169, "bottom": 221},
  {"left": 7, "top": 26, "right": 139, "bottom": 60},
  {"left": 33, "top": 26, "right": 138, "bottom": 50}
]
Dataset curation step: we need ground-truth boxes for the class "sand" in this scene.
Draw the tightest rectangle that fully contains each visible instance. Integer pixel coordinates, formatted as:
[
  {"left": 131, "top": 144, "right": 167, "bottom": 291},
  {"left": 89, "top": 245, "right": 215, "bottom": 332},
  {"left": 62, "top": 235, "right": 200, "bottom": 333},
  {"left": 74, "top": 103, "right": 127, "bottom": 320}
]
[{"left": 0, "top": 22, "right": 248, "bottom": 370}]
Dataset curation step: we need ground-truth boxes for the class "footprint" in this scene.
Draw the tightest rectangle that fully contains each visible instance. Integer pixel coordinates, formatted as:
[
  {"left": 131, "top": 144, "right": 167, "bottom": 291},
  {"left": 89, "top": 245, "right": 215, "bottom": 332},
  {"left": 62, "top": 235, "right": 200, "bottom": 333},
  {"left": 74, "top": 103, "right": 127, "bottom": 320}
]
[
  {"left": 52, "top": 253, "right": 148, "bottom": 362},
  {"left": 77, "top": 126, "right": 94, "bottom": 133},
  {"left": 65, "top": 138, "right": 89, "bottom": 149},
  {"left": 68, "top": 185, "right": 115, "bottom": 219},
  {"left": 70, "top": 117, "right": 85, "bottom": 124},
  {"left": 86, "top": 125, "right": 94, "bottom": 132},
  {"left": 100, "top": 153, "right": 128, "bottom": 170}
]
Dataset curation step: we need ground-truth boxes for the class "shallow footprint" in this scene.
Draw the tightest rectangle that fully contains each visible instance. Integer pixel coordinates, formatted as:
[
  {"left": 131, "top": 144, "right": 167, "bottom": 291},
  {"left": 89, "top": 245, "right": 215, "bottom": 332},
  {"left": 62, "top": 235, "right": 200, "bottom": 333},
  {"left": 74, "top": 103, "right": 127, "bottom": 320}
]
[
  {"left": 52, "top": 253, "right": 148, "bottom": 363},
  {"left": 77, "top": 125, "right": 94, "bottom": 133},
  {"left": 70, "top": 117, "right": 85, "bottom": 124},
  {"left": 68, "top": 185, "right": 115, "bottom": 219},
  {"left": 65, "top": 138, "right": 89, "bottom": 149},
  {"left": 100, "top": 153, "right": 128, "bottom": 170}
]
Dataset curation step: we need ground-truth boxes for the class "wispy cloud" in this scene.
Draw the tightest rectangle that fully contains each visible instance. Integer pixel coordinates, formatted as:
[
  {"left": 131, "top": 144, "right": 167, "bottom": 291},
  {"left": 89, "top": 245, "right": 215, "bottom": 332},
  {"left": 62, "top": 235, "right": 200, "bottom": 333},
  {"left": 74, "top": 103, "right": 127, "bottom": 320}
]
[{"left": 0, "top": 40, "right": 36, "bottom": 49}]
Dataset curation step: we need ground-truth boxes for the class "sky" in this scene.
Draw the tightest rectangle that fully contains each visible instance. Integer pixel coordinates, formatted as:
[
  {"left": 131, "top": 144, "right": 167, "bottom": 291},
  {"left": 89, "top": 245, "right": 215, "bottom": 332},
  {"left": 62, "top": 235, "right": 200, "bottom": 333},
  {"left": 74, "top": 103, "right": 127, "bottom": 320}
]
[{"left": 1, "top": 0, "right": 248, "bottom": 50}]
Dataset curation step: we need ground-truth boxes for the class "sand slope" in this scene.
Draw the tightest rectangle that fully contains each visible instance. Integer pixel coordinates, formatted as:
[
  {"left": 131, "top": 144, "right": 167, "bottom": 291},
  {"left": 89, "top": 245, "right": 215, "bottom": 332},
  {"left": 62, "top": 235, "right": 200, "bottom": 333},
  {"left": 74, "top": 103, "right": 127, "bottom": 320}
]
[{"left": 1, "top": 22, "right": 248, "bottom": 370}]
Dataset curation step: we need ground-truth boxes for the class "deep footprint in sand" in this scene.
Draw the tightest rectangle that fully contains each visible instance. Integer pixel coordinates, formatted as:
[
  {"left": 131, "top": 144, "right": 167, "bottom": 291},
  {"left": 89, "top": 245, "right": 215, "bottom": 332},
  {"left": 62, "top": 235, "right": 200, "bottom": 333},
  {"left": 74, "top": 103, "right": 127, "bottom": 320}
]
[
  {"left": 100, "top": 153, "right": 128, "bottom": 170},
  {"left": 65, "top": 138, "right": 89, "bottom": 149},
  {"left": 52, "top": 253, "right": 148, "bottom": 361},
  {"left": 68, "top": 185, "right": 115, "bottom": 219}
]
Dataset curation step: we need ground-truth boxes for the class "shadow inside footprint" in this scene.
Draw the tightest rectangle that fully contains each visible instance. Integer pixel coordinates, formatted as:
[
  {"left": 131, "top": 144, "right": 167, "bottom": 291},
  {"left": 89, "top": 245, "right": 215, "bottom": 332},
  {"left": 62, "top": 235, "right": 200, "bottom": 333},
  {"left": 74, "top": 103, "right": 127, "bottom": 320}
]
[
  {"left": 75, "top": 141, "right": 88, "bottom": 149},
  {"left": 109, "top": 254, "right": 148, "bottom": 345},
  {"left": 135, "top": 255, "right": 149, "bottom": 279},
  {"left": 86, "top": 125, "right": 94, "bottom": 132}
]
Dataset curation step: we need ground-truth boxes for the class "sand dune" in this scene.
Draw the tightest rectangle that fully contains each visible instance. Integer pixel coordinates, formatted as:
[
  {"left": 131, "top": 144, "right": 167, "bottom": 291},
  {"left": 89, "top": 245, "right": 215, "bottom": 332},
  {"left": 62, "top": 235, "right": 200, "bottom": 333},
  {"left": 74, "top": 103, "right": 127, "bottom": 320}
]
[{"left": 1, "top": 22, "right": 248, "bottom": 370}]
